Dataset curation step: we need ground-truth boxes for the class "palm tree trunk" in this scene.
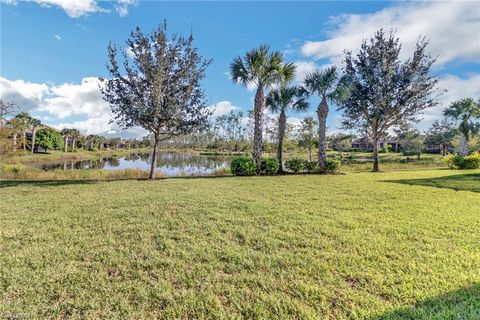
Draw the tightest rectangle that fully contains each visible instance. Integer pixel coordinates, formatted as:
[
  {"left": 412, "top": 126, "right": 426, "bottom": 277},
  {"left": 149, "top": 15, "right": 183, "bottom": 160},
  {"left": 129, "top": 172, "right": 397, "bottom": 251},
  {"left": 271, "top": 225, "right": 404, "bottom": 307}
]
[
  {"left": 277, "top": 110, "right": 286, "bottom": 172},
  {"left": 372, "top": 135, "right": 380, "bottom": 172},
  {"left": 64, "top": 136, "right": 68, "bottom": 152},
  {"left": 253, "top": 86, "right": 265, "bottom": 171},
  {"left": 72, "top": 138, "right": 76, "bottom": 152},
  {"left": 12, "top": 132, "right": 17, "bottom": 148},
  {"left": 149, "top": 135, "right": 160, "bottom": 179},
  {"left": 23, "top": 131, "right": 27, "bottom": 151},
  {"left": 31, "top": 128, "right": 37, "bottom": 153},
  {"left": 317, "top": 97, "right": 329, "bottom": 173},
  {"left": 309, "top": 145, "right": 312, "bottom": 162},
  {"left": 459, "top": 132, "right": 469, "bottom": 156}
]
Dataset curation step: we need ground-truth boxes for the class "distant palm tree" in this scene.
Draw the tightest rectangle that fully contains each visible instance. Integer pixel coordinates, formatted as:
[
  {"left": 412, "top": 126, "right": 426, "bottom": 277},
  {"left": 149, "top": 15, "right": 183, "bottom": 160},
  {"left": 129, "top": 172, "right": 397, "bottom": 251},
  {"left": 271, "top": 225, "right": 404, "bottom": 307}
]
[
  {"left": 230, "top": 44, "right": 289, "bottom": 169},
  {"left": 302, "top": 66, "right": 349, "bottom": 172},
  {"left": 14, "top": 112, "right": 32, "bottom": 151},
  {"left": 29, "top": 118, "right": 42, "bottom": 153},
  {"left": 266, "top": 85, "right": 309, "bottom": 171},
  {"left": 69, "top": 129, "right": 81, "bottom": 152},
  {"left": 444, "top": 98, "right": 480, "bottom": 156},
  {"left": 61, "top": 129, "right": 72, "bottom": 152}
]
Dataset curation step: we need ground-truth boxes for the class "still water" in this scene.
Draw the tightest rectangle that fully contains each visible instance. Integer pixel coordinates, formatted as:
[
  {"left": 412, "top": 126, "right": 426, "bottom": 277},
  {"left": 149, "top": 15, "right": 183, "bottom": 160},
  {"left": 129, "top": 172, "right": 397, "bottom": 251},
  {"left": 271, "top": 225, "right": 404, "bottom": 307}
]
[{"left": 34, "top": 152, "right": 231, "bottom": 177}]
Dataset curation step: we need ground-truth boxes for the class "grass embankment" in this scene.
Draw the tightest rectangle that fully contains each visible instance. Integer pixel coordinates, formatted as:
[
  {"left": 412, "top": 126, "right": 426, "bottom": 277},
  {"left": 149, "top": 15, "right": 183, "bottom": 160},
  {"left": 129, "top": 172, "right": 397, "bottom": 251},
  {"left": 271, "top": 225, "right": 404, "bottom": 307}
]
[{"left": 1, "top": 169, "right": 479, "bottom": 319}]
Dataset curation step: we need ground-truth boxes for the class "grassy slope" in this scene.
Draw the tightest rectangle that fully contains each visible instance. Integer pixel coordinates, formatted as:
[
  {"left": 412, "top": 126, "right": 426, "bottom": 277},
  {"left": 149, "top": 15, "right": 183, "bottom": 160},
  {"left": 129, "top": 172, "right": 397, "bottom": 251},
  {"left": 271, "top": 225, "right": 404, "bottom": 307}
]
[{"left": 1, "top": 170, "right": 479, "bottom": 319}]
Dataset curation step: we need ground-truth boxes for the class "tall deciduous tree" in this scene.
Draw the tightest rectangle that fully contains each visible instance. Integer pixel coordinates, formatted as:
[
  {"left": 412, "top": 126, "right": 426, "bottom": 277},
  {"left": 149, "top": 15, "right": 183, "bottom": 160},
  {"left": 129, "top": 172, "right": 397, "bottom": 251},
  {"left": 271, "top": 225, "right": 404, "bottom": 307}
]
[
  {"left": 443, "top": 98, "right": 480, "bottom": 156},
  {"left": 266, "top": 85, "right": 308, "bottom": 171},
  {"left": 396, "top": 124, "right": 424, "bottom": 160},
  {"left": 340, "top": 30, "right": 440, "bottom": 171},
  {"left": 425, "top": 118, "right": 456, "bottom": 156},
  {"left": 100, "top": 22, "right": 212, "bottom": 179},
  {"left": 298, "top": 116, "right": 318, "bottom": 161},
  {"left": 230, "top": 44, "right": 288, "bottom": 170},
  {"left": 302, "top": 66, "right": 349, "bottom": 172}
]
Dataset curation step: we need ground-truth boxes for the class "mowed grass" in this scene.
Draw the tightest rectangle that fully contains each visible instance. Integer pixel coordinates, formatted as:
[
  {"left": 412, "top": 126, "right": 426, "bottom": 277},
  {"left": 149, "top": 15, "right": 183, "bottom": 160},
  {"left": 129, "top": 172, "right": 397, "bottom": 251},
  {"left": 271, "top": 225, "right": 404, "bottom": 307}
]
[{"left": 1, "top": 169, "right": 479, "bottom": 319}]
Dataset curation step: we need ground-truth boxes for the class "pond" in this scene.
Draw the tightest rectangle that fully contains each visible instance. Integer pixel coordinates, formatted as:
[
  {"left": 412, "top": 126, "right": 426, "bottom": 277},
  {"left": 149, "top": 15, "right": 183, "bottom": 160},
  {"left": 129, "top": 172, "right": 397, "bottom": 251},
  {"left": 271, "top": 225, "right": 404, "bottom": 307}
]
[{"left": 32, "top": 152, "right": 232, "bottom": 177}]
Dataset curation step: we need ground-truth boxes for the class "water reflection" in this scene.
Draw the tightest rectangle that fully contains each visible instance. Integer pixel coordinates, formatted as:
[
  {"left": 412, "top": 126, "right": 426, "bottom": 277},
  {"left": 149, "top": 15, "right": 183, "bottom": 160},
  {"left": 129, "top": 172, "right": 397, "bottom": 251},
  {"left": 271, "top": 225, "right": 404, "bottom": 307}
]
[{"left": 36, "top": 152, "right": 231, "bottom": 177}]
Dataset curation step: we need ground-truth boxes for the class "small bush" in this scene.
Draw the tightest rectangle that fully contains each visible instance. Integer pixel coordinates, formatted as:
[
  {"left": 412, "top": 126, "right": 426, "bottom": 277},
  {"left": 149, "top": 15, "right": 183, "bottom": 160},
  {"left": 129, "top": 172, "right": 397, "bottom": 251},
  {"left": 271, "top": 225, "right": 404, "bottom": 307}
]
[
  {"left": 325, "top": 159, "right": 342, "bottom": 173},
  {"left": 304, "top": 161, "right": 318, "bottom": 173},
  {"left": 230, "top": 157, "right": 257, "bottom": 176},
  {"left": 402, "top": 150, "right": 419, "bottom": 156},
  {"left": 261, "top": 158, "right": 279, "bottom": 175},
  {"left": 444, "top": 154, "right": 480, "bottom": 169},
  {"left": 285, "top": 158, "right": 305, "bottom": 173}
]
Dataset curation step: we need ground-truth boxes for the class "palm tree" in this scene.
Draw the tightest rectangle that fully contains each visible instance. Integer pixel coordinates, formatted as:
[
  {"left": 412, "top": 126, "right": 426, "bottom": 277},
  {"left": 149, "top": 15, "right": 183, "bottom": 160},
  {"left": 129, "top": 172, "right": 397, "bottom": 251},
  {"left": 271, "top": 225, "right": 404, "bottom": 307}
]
[
  {"left": 69, "top": 129, "right": 81, "bottom": 152},
  {"left": 61, "top": 129, "right": 72, "bottom": 152},
  {"left": 266, "top": 85, "right": 309, "bottom": 171},
  {"left": 14, "top": 112, "right": 32, "bottom": 151},
  {"left": 302, "top": 66, "right": 349, "bottom": 172},
  {"left": 29, "top": 118, "right": 42, "bottom": 153},
  {"left": 7, "top": 117, "right": 25, "bottom": 150},
  {"left": 444, "top": 98, "right": 480, "bottom": 156},
  {"left": 230, "top": 44, "right": 288, "bottom": 169}
]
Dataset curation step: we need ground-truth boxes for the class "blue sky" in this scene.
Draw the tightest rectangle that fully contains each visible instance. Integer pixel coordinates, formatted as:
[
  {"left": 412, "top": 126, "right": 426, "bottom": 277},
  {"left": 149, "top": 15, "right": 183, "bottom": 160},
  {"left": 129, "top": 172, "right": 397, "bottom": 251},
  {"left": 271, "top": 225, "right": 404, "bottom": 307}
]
[{"left": 1, "top": 0, "right": 479, "bottom": 137}]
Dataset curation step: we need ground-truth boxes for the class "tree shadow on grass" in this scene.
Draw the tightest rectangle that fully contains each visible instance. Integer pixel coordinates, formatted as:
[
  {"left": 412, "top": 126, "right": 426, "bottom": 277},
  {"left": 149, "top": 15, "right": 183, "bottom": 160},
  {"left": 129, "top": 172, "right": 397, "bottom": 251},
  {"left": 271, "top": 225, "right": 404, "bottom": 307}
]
[
  {"left": 383, "top": 173, "right": 480, "bottom": 193},
  {"left": 373, "top": 284, "right": 480, "bottom": 319},
  {"left": 0, "top": 180, "right": 100, "bottom": 189}
]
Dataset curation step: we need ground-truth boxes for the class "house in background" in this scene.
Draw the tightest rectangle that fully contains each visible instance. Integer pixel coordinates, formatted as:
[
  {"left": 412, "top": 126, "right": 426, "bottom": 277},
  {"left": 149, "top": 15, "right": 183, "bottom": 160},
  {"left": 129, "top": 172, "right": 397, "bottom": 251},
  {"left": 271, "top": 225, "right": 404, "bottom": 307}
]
[
  {"left": 351, "top": 137, "right": 401, "bottom": 152},
  {"left": 424, "top": 142, "right": 455, "bottom": 154}
]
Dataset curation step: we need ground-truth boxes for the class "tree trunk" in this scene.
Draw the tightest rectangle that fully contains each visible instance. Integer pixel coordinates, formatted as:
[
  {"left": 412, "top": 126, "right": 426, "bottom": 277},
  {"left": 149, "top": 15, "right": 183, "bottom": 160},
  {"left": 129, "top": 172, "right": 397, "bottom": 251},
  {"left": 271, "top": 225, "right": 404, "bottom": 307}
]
[
  {"left": 12, "top": 132, "right": 17, "bottom": 148},
  {"left": 459, "top": 132, "right": 469, "bottom": 156},
  {"left": 23, "top": 131, "right": 27, "bottom": 151},
  {"left": 72, "top": 138, "right": 76, "bottom": 152},
  {"left": 372, "top": 136, "right": 380, "bottom": 172},
  {"left": 441, "top": 144, "right": 446, "bottom": 156},
  {"left": 277, "top": 110, "right": 286, "bottom": 172},
  {"left": 309, "top": 145, "right": 312, "bottom": 162},
  {"left": 253, "top": 87, "right": 265, "bottom": 171},
  {"left": 149, "top": 135, "right": 160, "bottom": 179},
  {"left": 64, "top": 136, "right": 68, "bottom": 152},
  {"left": 31, "top": 129, "right": 37, "bottom": 153},
  {"left": 317, "top": 97, "right": 329, "bottom": 173}
]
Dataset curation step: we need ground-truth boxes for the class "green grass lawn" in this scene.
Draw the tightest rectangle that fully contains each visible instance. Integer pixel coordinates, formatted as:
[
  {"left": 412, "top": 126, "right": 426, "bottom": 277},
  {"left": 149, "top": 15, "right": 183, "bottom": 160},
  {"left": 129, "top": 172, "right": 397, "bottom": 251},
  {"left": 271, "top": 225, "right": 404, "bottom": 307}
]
[{"left": 1, "top": 169, "right": 479, "bottom": 319}]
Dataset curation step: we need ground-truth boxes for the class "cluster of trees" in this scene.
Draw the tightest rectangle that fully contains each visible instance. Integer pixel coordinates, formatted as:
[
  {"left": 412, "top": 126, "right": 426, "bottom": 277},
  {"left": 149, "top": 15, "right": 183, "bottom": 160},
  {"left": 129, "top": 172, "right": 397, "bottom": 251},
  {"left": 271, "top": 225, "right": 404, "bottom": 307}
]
[
  {"left": 230, "top": 30, "right": 441, "bottom": 172},
  {"left": 99, "top": 23, "right": 479, "bottom": 178},
  {"left": 0, "top": 103, "right": 151, "bottom": 156}
]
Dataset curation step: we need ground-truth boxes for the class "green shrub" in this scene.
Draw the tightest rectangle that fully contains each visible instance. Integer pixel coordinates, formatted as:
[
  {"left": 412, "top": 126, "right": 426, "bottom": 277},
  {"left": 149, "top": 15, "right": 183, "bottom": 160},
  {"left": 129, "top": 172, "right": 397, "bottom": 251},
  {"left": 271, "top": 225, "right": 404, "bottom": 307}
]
[
  {"left": 402, "top": 150, "right": 419, "bottom": 156},
  {"left": 260, "top": 158, "right": 279, "bottom": 175},
  {"left": 444, "top": 154, "right": 480, "bottom": 169},
  {"left": 304, "top": 161, "right": 318, "bottom": 173},
  {"left": 325, "top": 159, "right": 342, "bottom": 173},
  {"left": 285, "top": 158, "right": 305, "bottom": 173},
  {"left": 230, "top": 157, "right": 257, "bottom": 176}
]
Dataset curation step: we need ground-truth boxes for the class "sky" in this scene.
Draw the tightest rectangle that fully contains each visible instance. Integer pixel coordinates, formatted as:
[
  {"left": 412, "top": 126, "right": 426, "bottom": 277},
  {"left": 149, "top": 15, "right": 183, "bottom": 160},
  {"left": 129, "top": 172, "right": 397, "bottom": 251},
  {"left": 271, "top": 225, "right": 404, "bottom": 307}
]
[{"left": 1, "top": 0, "right": 479, "bottom": 138}]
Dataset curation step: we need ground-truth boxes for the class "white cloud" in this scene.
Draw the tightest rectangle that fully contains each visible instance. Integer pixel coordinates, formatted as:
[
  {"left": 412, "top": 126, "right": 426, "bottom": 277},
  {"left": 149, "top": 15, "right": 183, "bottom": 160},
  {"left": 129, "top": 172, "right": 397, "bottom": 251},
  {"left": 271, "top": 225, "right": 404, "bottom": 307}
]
[
  {"left": 40, "top": 77, "right": 109, "bottom": 119},
  {"left": 210, "top": 100, "right": 238, "bottom": 117},
  {"left": 301, "top": 1, "right": 480, "bottom": 68},
  {"left": 0, "top": 77, "right": 50, "bottom": 111},
  {"left": 0, "top": 76, "right": 145, "bottom": 137},
  {"left": 115, "top": 0, "right": 138, "bottom": 17},
  {"left": 418, "top": 73, "right": 480, "bottom": 130},
  {"left": 54, "top": 34, "right": 61, "bottom": 40},
  {"left": 34, "top": 0, "right": 105, "bottom": 18},
  {"left": 2, "top": 0, "right": 138, "bottom": 18}
]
